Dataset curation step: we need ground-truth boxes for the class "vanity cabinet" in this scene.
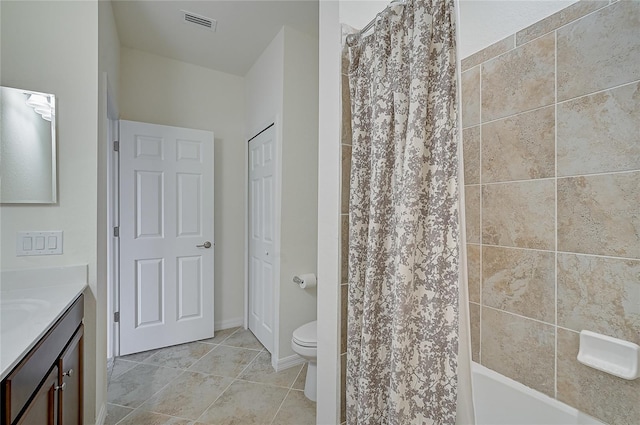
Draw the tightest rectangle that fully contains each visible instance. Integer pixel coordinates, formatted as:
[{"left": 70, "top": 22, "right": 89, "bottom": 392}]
[{"left": 1, "top": 295, "right": 83, "bottom": 425}]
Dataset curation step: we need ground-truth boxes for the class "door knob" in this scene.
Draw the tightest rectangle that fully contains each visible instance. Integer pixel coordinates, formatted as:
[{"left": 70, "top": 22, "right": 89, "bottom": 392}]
[{"left": 197, "top": 241, "right": 212, "bottom": 249}]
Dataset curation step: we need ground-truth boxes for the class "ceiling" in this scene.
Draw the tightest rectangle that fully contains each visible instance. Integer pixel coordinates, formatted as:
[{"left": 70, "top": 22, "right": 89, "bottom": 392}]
[
  {"left": 112, "top": 0, "right": 578, "bottom": 76},
  {"left": 111, "top": 0, "right": 319, "bottom": 76}
]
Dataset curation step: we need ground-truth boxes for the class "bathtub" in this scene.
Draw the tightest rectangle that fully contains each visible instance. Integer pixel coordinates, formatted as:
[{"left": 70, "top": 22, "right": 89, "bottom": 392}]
[{"left": 472, "top": 363, "right": 605, "bottom": 425}]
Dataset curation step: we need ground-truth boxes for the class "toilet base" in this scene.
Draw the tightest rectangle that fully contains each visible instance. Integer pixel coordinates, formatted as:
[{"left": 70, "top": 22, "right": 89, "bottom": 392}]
[{"left": 304, "top": 361, "right": 317, "bottom": 402}]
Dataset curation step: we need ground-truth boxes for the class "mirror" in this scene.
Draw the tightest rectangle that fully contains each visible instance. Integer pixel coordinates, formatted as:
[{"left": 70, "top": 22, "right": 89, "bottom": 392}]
[{"left": 0, "top": 86, "right": 57, "bottom": 203}]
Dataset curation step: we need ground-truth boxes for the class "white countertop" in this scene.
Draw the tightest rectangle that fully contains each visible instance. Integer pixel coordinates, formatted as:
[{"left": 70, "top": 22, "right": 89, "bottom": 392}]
[{"left": 0, "top": 265, "right": 87, "bottom": 380}]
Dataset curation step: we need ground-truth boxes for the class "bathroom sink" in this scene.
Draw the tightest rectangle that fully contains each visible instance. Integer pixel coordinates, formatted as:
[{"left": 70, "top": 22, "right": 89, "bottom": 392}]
[{"left": 0, "top": 299, "right": 50, "bottom": 333}]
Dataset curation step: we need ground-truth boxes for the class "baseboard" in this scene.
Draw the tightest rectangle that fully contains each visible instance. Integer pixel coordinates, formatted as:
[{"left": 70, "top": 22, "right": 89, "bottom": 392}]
[
  {"left": 215, "top": 317, "right": 244, "bottom": 331},
  {"left": 274, "top": 354, "right": 305, "bottom": 372},
  {"left": 95, "top": 403, "right": 107, "bottom": 425}
]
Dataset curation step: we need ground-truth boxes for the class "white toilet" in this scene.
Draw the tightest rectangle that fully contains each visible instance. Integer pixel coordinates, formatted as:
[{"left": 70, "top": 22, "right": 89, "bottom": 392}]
[{"left": 291, "top": 320, "right": 317, "bottom": 401}]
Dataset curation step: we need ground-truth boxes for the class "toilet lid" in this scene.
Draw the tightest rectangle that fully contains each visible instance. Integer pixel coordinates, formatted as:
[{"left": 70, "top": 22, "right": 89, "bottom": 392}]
[{"left": 293, "top": 321, "right": 317, "bottom": 347}]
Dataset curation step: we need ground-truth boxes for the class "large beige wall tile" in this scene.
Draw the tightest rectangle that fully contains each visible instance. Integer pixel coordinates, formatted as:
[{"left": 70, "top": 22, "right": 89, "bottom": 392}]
[
  {"left": 481, "top": 307, "right": 555, "bottom": 396},
  {"left": 341, "top": 73, "right": 352, "bottom": 146},
  {"left": 558, "top": 81, "right": 640, "bottom": 177},
  {"left": 482, "top": 33, "right": 555, "bottom": 122},
  {"left": 341, "top": 215, "right": 349, "bottom": 283},
  {"left": 558, "top": 253, "right": 640, "bottom": 344},
  {"left": 461, "top": 35, "right": 514, "bottom": 72},
  {"left": 341, "top": 284, "right": 348, "bottom": 354},
  {"left": 516, "top": 0, "right": 608, "bottom": 46},
  {"left": 483, "top": 246, "right": 555, "bottom": 323},
  {"left": 482, "top": 180, "right": 555, "bottom": 250},
  {"left": 557, "top": 328, "right": 640, "bottom": 425},
  {"left": 462, "top": 66, "right": 481, "bottom": 128},
  {"left": 465, "top": 185, "right": 481, "bottom": 244},
  {"left": 557, "top": 1, "right": 640, "bottom": 101},
  {"left": 341, "top": 144, "right": 352, "bottom": 214},
  {"left": 463, "top": 126, "right": 480, "bottom": 185},
  {"left": 482, "top": 106, "right": 555, "bottom": 183},
  {"left": 340, "top": 353, "right": 347, "bottom": 424},
  {"left": 469, "top": 302, "right": 480, "bottom": 363},
  {"left": 558, "top": 172, "right": 640, "bottom": 258},
  {"left": 467, "top": 244, "right": 481, "bottom": 303}
]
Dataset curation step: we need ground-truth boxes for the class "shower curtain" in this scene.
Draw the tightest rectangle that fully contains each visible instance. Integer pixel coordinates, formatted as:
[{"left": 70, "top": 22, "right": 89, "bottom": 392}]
[{"left": 345, "top": 0, "right": 471, "bottom": 423}]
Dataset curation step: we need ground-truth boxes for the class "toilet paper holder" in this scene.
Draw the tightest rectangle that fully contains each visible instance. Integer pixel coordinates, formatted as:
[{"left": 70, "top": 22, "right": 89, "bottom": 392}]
[{"left": 293, "top": 273, "right": 317, "bottom": 289}]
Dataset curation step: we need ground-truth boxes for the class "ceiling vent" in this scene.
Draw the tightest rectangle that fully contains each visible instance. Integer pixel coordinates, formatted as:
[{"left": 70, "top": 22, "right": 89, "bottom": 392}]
[{"left": 181, "top": 10, "right": 217, "bottom": 32}]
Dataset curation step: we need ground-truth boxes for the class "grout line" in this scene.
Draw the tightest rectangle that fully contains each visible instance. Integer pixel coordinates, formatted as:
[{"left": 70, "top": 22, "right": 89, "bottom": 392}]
[
  {"left": 479, "top": 243, "right": 640, "bottom": 263},
  {"left": 554, "top": 28, "right": 559, "bottom": 401},
  {"left": 482, "top": 304, "right": 556, "bottom": 328},
  {"left": 270, "top": 388, "right": 293, "bottom": 425},
  {"left": 194, "top": 377, "right": 236, "bottom": 422},
  {"left": 514, "top": 1, "right": 611, "bottom": 51},
  {"left": 478, "top": 58, "right": 483, "bottom": 365},
  {"left": 557, "top": 168, "right": 640, "bottom": 180},
  {"left": 193, "top": 376, "right": 236, "bottom": 424},
  {"left": 466, "top": 168, "right": 640, "bottom": 188},
  {"left": 480, "top": 102, "right": 555, "bottom": 128},
  {"left": 479, "top": 176, "right": 556, "bottom": 186},
  {"left": 557, "top": 77, "right": 640, "bottom": 105}
]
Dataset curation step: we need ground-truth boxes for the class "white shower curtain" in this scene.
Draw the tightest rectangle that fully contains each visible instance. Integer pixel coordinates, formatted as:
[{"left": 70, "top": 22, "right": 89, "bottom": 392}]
[{"left": 345, "top": 0, "right": 475, "bottom": 423}]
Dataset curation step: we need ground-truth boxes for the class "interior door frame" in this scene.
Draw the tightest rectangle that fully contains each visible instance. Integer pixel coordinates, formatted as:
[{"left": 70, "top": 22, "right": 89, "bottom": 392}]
[
  {"left": 244, "top": 117, "right": 282, "bottom": 369},
  {"left": 105, "top": 75, "right": 120, "bottom": 361}
]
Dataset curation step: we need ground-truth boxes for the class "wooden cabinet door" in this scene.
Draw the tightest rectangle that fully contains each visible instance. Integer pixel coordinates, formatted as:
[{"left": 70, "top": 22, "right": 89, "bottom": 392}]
[
  {"left": 58, "top": 325, "right": 83, "bottom": 425},
  {"left": 15, "top": 366, "right": 58, "bottom": 425}
]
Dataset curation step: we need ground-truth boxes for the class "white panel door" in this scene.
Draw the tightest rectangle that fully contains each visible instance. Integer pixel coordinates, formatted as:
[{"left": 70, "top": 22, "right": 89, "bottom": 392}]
[
  {"left": 248, "top": 126, "right": 275, "bottom": 353},
  {"left": 119, "top": 120, "right": 214, "bottom": 355}
]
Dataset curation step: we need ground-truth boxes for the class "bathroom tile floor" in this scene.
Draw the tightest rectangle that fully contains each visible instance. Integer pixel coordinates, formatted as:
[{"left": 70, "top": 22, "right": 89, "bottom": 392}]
[{"left": 106, "top": 327, "right": 315, "bottom": 425}]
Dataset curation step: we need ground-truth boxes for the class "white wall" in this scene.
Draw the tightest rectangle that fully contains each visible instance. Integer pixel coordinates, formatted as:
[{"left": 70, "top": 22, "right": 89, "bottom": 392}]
[
  {"left": 0, "top": 1, "right": 101, "bottom": 423},
  {"left": 244, "top": 26, "right": 319, "bottom": 364},
  {"left": 119, "top": 47, "right": 246, "bottom": 328},
  {"left": 317, "top": 1, "right": 342, "bottom": 422},
  {"left": 279, "top": 27, "right": 319, "bottom": 360},
  {"left": 244, "top": 30, "right": 284, "bottom": 139}
]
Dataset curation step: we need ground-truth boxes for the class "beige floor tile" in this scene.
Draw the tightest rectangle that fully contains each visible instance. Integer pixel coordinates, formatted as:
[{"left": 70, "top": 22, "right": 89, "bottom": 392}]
[
  {"left": 119, "top": 348, "right": 161, "bottom": 363},
  {"left": 188, "top": 345, "right": 260, "bottom": 378},
  {"left": 272, "top": 390, "right": 316, "bottom": 425},
  {"left": 197, "top": 380, "right": 288, "bottom": 425},
  {"left": 141, "top": 371, "right": 233, "bottom": 420},
  {"left": 105, "top": 403, "right": 134, "bottom": 425},
  {"left": 144, "top": 342, "right": 215, "bottom": 370},
  {"left": 117, "top": 409, "right": 192, "bottom": 425},
  {"left": 220, "top": 329, "right": 264, "bottom": 350},
  {"left": 199, "top": 327, "right": 240, "bottom": 345},
  {"left": 292, "top": 364, "right": 307, "bottom": 391},
  {"left": 110, "top": 359, "right": 139, "bottom": 381},
  {"left": 107, "top": 363, "right": 182, "bottom": 408},
  {"left": 238, "top": 351, "right": 302, "bottom": 388}
]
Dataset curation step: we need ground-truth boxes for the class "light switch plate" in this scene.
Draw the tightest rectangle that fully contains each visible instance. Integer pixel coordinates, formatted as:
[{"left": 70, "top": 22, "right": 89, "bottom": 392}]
[{"left": 16, "top": 231, "right": 63, "bottom": 256}]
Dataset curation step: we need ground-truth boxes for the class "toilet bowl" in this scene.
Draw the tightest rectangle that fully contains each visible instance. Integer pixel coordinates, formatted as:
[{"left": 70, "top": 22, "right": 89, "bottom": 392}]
[{"left": 291, "top": 320, "right": 317, "bottom": 401}]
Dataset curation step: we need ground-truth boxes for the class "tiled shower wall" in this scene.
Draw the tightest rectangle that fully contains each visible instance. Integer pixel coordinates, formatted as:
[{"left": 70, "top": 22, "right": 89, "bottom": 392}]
[
  {"left": 461, "top": 1, "right": 640, "bottom": 424},
  {"left": 339, "top": 33, "right": 351, "bottom": 424},
  {"left": 340, "top": 1, "right": 639, "bottom": 424}
]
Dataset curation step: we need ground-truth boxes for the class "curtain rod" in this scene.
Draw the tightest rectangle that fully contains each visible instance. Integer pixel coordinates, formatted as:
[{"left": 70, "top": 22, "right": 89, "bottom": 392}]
[{"left": 346, "top": 0, "right": 407, "bottom": 45}]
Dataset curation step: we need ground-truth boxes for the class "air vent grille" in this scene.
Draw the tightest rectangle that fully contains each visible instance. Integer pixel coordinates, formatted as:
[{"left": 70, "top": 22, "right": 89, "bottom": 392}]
[{"left": 182, "top": 10, "right": 217, "bottom": 32}]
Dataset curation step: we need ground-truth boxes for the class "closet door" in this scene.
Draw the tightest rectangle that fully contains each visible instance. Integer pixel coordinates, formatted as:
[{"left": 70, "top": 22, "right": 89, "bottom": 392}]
[{"left": 248, "top": 125, "right": 276, "bottom": 353}]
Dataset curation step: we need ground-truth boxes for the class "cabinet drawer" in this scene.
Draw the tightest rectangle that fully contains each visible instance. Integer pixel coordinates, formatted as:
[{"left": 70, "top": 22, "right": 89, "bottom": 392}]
[{"left": 2, "top": 295, "right": 83, "bottom": 425}]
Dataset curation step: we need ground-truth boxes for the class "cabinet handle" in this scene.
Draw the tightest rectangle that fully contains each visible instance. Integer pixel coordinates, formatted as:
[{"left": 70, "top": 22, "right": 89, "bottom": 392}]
[
  {"left": 63, "top": 369, "right": 74, "bottom": 377},
  {"left": 54, "top": 382, "right": 66, "bottom": 391}
]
